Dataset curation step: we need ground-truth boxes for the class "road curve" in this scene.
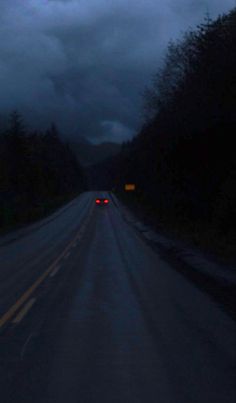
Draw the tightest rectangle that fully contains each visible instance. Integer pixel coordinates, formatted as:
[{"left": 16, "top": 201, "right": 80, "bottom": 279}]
[{"left": 0, "top": 192, "right": 235, "bottom": 403}]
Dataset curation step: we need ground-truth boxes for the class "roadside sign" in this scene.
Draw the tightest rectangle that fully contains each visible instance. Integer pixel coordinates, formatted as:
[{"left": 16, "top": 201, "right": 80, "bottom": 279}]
[{"left": 125, "top": 184, "right": 136, "bottom": 191}]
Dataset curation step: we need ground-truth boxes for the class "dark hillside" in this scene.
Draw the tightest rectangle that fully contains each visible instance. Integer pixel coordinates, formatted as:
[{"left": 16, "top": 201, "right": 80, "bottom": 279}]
[
  {"left": 90, "top": 8, "right": 236, "bottom": 261},
  {"left": 69, "top": 140, "right": 121, "bottom": 167},
  {"left": 0, "top": 112, "right": 87, "bottom": 232}
]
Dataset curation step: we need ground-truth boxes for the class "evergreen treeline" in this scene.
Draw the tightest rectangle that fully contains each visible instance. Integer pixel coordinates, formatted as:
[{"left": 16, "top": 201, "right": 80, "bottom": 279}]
[
  {"left": 91, "top": 8, "right": 236, "bottom": 255},
  {"left": 0, "top": 111, "right": 86, "bottom": 230}
]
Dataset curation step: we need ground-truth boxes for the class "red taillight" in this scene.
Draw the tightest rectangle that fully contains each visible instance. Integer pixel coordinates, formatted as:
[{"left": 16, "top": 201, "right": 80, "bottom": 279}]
[
  {"left": 104, "top": 199, "right": 109, "bottom": 204},
  {"left": 96, "top": 199, "right": 101, "bottom": 204}
]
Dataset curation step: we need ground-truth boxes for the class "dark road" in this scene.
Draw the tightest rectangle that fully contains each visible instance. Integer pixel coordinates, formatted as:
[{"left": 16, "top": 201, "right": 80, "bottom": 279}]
[{"left": 0, "top": 192, "right": 235, "bottom": 403}]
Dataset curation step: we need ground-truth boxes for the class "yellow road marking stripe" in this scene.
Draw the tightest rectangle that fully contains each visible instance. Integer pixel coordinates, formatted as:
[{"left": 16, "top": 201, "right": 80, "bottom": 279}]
[
  {"left": 0, "top": 245, "right": 70, "bottom": 328},
  {"left": 0, "top": 203, "right": 95, "bottom": 329},
  {"left": 12, "top": 298, "right": 36, "bottom": 324},
  {"left": 0, "top": 266, "right": 52, "bottom": 328}
]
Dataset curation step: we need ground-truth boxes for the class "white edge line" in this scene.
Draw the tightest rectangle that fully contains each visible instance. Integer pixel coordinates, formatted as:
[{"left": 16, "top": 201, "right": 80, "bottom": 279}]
[
  {"left": 64, "top": 251, "right": 71, "bottom": 259},
  {"left": 21, "top": 333, "right": 34, "bottom": 359},
  {"left": 50, "top": 264, "right": 61, "bottom": 277},
  {"left": 12, "top": 298, "right": 36, "bottom": 324}
]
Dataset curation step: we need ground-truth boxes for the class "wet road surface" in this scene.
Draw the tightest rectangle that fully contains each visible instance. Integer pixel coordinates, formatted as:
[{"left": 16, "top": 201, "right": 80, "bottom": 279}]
[{"left": 0, "top": 192, "right": 235, "bottom": 403}]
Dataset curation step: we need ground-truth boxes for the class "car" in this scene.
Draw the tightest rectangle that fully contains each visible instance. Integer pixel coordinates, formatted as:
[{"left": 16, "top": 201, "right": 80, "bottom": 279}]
[{"left": 95, "top": 197, "right": 109, "bottom": 205}]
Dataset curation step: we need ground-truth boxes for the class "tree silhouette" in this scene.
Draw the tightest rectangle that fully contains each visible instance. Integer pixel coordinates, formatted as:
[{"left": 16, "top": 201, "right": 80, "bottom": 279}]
[
  {"left": 90, "top": 7, "right": 236, "bottom": 255},
  {"left": 0, "top": 113, "right": 86, "bottom": 229}
]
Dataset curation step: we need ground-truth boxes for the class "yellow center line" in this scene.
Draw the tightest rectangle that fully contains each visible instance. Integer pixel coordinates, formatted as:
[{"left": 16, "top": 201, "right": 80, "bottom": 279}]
[
  {"left": 0, "top": 202, "right": 95, "bottom": 330},
  {"left": 0, "top": 265, "right": 52, "bottom": 329}
]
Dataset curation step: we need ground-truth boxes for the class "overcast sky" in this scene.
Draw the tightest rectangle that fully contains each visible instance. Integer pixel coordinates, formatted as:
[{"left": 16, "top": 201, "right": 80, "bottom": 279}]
[{"left": 0, "top": 0, "right": 235, "bottom": 143}]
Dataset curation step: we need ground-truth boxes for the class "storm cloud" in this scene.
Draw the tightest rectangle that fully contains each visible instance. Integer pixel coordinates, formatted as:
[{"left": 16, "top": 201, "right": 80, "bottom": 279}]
[{"left": 0, "top": 0, "right": 234, "bottom": 143}]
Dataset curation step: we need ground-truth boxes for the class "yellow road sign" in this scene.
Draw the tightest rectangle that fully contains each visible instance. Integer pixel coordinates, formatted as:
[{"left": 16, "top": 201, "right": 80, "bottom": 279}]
[{"left": 125, "top": 184, "right": 136, "bottom": 191}]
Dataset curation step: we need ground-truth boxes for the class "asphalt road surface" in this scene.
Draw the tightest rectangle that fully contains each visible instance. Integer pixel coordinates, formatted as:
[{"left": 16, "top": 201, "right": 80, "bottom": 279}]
[{"left": 0, "top": 192, "right": 235, "bottom": 403}]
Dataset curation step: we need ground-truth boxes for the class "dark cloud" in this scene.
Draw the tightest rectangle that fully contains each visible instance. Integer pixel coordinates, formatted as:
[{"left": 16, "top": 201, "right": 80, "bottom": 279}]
[{"left": 0, "top": 0, "right": 234, "bottom": 142}]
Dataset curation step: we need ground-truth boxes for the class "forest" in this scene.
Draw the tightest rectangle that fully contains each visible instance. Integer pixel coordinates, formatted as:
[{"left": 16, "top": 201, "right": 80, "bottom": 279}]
[
  {"left": 90, "top": 8, "right": 236, "bottom": 259},
  {"left": 0, "top": 111, "right": 86, "bottom": 231},
  {"left": 1, "top": 8, "right": 235, "bottom": 258}
]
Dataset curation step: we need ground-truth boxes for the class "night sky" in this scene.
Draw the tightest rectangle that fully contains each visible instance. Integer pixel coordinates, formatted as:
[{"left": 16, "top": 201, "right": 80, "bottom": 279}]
[{"left": 0, "top": 0, "right": 234, "bottom": 143}]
